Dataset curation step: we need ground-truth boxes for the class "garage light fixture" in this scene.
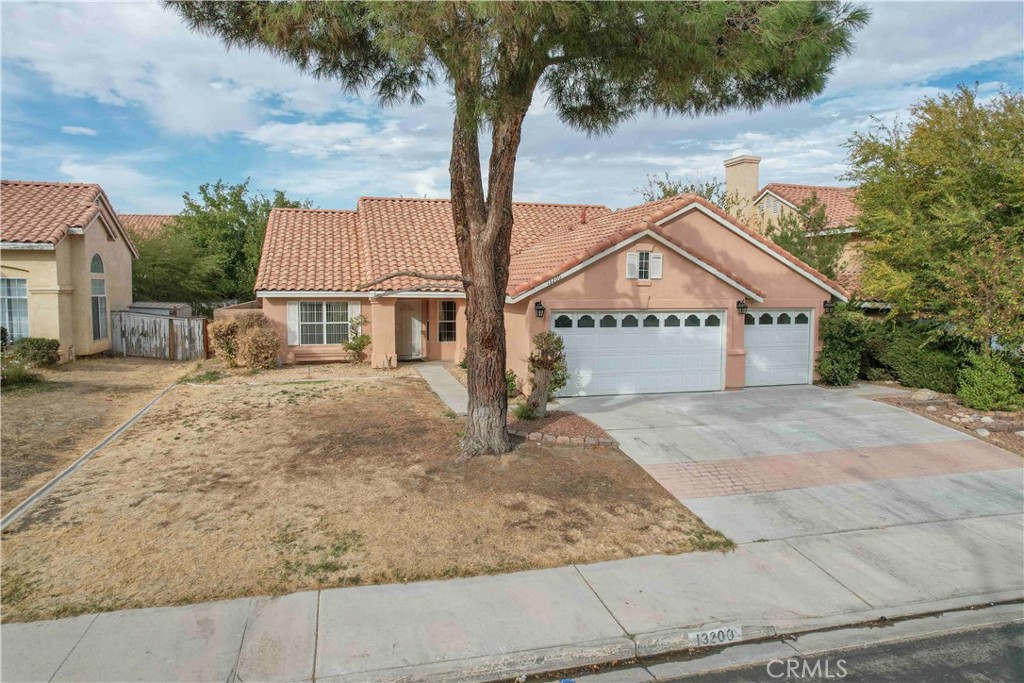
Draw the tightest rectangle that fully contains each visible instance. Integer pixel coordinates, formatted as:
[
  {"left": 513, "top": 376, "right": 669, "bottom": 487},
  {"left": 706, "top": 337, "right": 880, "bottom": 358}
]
[
  {"left": 823, "top": 299, "right": 835, "bottom": 315},
  {"left": 534, "top": 301, "right": 546, "bottom": 318},
  {"left": 736, "top": 300, "right": 748, "bottom": 315}
]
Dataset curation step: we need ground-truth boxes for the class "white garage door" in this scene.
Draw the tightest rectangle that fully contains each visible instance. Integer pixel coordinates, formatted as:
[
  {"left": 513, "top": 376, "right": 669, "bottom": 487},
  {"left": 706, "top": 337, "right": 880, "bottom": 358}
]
[
  {"left": 552, "top": 310, "right": 725, "bottom": 397},
  {"left": 744, "top": 310, "right": 813, "bottom": 387}
]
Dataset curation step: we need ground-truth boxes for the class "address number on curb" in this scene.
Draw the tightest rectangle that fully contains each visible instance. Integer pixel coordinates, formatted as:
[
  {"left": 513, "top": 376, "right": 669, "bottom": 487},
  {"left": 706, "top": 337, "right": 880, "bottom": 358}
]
[{"left": 688, "top": 626, "right": 742, "bottom": 647}]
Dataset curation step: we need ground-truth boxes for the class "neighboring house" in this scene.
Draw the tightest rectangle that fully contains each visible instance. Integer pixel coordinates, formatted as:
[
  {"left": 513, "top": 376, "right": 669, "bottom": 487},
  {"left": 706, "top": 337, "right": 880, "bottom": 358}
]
[
  {"left": 128, "top": 301, "right": 193, "bottom": 317},
  {"left": 119, "top": 213, "right": 176, "bottom": 240},
  {"left": 724, "top": 154, "right": 864, "bottom": 290},
  {"left": 0, "top": 180, "right": 137, "bottom": 360},
  {"left": 253, "top": 194, "right": 848, "bottom": 397}
]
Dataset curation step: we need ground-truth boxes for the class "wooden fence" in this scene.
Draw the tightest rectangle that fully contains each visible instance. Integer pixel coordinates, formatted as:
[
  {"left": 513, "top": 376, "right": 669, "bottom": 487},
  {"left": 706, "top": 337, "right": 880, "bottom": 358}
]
[{"left": 111, "top": 311, "right": 207, "bottom": 361}]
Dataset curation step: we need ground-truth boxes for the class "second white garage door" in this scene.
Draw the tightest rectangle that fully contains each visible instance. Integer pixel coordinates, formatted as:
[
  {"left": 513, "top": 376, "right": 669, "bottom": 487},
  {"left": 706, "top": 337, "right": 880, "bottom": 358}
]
[
  {"left": 552, "top": 310, "right": 725, "bottom": 397},
  {"left": 744, "top": 309, "right": 813, "bottom": 386}
]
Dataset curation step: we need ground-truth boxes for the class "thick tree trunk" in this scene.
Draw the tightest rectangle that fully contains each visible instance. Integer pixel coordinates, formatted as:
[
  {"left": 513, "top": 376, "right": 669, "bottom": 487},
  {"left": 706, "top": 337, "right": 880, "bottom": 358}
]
[
  {"left": 526, "top": 368, "right": 552, "bottom": 419},
  {"left": 449, "top": 101, "right": 529, "bottom": 456}
]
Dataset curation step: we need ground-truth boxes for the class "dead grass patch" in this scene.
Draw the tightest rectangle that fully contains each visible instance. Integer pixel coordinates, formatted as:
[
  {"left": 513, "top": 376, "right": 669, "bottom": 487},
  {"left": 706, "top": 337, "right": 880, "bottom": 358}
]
[
  {"left": 1, "top": 356, "right": 190, "bottom": 515},
  {"left": 1, "top": 372, "right": 727, "bottom": 623}
]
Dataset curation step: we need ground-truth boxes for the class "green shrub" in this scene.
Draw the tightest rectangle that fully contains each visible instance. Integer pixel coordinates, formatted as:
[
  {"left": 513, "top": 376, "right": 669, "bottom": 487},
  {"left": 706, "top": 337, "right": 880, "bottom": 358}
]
[
  {"left": 957, "top": 354, "right": 1023, "bottom": 411},
  {"left": 341, "top": 316, "right": 371, "bottom": 362},
  {"left": 512, "top": 402, "right": 537, "bottom": 420},
  {"left": 505, "top": 368, "right": 519, "bottom": 398},
  {"left": 235, "top": 325, "right": 280, "bottom": 370},
  {"left": 862, "top": 322, "right": 967, "bottom": 393},
  {"left": 10, "top": 338, "right": 61, "bottom": 367},
  {"left": 1, "top": 352, "right": 35, "bottom": 386},
  {"left": 816, "top": 307, "right": 866, "bottom": 386}
]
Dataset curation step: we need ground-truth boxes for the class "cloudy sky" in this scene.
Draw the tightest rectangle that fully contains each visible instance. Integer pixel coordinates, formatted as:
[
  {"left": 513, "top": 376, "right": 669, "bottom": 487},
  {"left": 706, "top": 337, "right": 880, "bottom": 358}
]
[{"left": 2, "top": 1, "right": 1022, "bottom": 214}]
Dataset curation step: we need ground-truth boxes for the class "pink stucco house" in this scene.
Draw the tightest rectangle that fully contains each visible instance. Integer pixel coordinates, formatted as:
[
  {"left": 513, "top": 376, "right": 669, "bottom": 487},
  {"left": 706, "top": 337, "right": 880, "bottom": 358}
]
[{"left": 251, "top": 193, "right": 848, "bottom": 397}]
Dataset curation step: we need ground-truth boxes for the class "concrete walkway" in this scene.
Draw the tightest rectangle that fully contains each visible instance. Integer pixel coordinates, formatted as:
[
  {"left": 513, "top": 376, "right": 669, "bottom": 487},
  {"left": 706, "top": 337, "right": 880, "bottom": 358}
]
[
  {"left": 415, "top": 361, "right": 468, "bottom": 415},
  {"left": 3, "top": 512, "right": 1021, "bottom": 682}
]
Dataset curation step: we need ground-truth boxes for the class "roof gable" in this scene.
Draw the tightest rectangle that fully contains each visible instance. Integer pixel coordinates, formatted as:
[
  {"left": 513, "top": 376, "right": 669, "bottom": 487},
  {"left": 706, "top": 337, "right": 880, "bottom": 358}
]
[
  {"left": 1, "top": 180, "right": 137, "bottom": 257},
  {"left": 120, "top": 214, "right": 177, "bottom": 239},
  {"left": 755, "top": 183, "right": 859, "bottom": 229}
]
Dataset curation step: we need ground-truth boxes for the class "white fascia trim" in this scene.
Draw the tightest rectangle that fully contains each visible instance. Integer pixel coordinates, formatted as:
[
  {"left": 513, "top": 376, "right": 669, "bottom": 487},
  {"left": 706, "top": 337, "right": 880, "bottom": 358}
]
[
  {"left": 505, "top": 229, "right": 763, "bottom": 304},
  {"left": 655, "top": 203, "right": 849, "bottom": 302},
  {"left": 68, "top": 227, "right": 85, "bottom": 235},
  {"left": 753, "top": 189, "right": 800, "bottom": 212},
  {"left": 807, "top": 227, "right": 858, "bottom": 237},
  {"left": 257, "top": 290, "right": 464, "bottom": 299},
  {"left": 1, "top": 242, "right": 56, "bottom": 251}
]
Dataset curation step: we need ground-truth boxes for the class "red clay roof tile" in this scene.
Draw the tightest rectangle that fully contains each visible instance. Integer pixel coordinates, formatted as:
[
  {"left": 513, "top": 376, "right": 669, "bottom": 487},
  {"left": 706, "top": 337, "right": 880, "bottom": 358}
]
[{"left": 1, "top": 180, "right": 105, "bottom": 244}]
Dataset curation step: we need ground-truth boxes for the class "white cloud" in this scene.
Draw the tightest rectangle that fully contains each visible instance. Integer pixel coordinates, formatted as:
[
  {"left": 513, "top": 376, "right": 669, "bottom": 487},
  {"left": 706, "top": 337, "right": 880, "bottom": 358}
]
[
  {"left": 58, "top": 153, "right": 182, "bottom": 214},
  {"left": 60, "top": 126, "right": 97, "bottom": 137}
]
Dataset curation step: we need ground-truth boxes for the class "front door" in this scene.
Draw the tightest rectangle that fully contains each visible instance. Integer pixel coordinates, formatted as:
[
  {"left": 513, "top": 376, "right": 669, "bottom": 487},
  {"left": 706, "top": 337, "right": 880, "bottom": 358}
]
[{"left": 396, "top": 300, "right": 422, "bottom": 361}]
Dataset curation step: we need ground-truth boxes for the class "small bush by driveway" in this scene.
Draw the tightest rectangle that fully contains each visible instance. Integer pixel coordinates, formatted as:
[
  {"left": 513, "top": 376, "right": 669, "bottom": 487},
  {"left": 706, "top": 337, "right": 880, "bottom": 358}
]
[{"left": 1, "top": 364, "right": 727, "bottom": 623}]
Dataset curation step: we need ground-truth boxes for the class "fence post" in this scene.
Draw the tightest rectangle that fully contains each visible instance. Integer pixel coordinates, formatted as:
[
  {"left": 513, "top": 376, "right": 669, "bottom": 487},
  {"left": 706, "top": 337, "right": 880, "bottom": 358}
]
[{"left": 167, "top": 318, "right": 176, "bottom": 361}]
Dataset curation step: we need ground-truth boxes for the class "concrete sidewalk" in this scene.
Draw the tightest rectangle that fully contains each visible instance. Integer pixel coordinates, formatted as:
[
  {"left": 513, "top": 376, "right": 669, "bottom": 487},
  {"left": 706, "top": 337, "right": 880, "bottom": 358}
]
[
  {"left": 4, "top": 513, "right": 1021, "bottom": 682},
  {"left": 415, "top": 361, "right": 468, "bottom": 415}
]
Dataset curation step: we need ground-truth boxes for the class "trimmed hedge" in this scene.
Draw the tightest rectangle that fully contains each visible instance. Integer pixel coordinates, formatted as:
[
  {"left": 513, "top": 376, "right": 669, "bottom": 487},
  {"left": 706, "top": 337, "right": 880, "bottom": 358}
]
[
  {"left": 10, "top": 337, "right": 60, "bottom": 367},
  {"left": 816, "top": 307, "right": 866, "bottom": 386}
]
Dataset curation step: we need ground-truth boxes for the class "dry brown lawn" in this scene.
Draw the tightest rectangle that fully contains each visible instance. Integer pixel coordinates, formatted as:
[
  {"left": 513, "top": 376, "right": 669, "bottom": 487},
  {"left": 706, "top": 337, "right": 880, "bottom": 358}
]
[
  {"left": 1, "top": 356, "right": 190, "bottom": 515},
  {"left": 1, "top": 364, "right": 729, "bottom": 623}
]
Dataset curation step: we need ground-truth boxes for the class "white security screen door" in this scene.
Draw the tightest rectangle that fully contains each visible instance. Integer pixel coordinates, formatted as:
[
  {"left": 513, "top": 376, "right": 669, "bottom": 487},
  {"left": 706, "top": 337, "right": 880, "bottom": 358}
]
[{"left": 396, "top": 300, "right": 422, "bottom": 360}]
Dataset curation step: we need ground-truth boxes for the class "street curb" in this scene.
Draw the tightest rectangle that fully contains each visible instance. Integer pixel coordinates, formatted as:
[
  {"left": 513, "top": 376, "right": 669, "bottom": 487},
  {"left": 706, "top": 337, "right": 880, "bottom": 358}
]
[{"left": 0, "top": 381, "right": 177, "bottom": 531}]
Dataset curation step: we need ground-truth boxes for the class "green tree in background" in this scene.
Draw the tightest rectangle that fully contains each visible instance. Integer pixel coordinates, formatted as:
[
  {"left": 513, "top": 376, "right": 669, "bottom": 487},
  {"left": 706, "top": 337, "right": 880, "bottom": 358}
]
[
  {"left": 177, "top": 180, "right": 308, "bottom": 301},
  {"left": 132, "top": 230, "right": 226, "bottom": 316},
  {"left": 172, "top": 1, "right": 869, "bottom": 455},
  {"left": 845, "top": 86, "right": 1024, "bottom": 351},
  {"left": 633, "top": 174, "right": 735, "bottom": 209},
  {"left": 761, "top": 193, "right": 849, "bottom": 280}
]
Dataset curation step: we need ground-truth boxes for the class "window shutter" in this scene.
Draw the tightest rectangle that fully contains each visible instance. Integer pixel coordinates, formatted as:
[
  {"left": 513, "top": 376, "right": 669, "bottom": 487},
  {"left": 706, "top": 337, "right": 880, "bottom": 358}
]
[
  {"left": 349, "top": 301, "right": 362, "bottom": 335},
  {"left": 651, "top": 252, "right": 664, "bottom": 279},
  {"left": 626, "top": 252, "right": 638, "bottom": 279},
  {"left": 286, "top": 301, "right": 299, "bottom": 346}
]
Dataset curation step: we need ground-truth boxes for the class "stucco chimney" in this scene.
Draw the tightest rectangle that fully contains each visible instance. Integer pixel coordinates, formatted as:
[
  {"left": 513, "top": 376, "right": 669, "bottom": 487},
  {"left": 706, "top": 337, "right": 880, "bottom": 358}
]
[{"left": 724, "top": 154, "right": 761, "bottom": 207}]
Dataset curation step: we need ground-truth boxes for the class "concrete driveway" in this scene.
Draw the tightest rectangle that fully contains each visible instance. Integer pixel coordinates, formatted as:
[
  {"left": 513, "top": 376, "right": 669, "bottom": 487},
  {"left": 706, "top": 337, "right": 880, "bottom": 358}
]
[{"left": 562, "top": 384, "right": 1023, "bottom": 543}]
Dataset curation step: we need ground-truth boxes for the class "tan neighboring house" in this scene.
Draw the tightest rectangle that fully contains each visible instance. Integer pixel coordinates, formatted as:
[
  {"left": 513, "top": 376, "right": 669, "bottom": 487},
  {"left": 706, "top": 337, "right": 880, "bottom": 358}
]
[
  {"left": 0, "top": 180, "right": 137, "bottom": 360},
  {"left": 119, "top": 213, "right": 176, "bottom": 240},
  {"left": 723, "top": 155, "right": 864, "bottom": 290}
]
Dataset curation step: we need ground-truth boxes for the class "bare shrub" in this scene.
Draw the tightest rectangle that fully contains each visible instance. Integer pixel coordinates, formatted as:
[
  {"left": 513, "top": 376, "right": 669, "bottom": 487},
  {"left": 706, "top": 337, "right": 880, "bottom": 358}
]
[{"left": 236, "top": 325, "right": 280, "bottom": 370}]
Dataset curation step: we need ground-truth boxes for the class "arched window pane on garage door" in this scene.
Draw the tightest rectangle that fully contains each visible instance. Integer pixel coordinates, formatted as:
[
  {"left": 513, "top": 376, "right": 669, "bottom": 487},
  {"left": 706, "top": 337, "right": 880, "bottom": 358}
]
[
  {"left": 577, "top": 314, "right": 595, "bottom": 328},
  {"left": 622, "top": 314, "right": 638, "bottom": 328},
  {"left": 665, "top": 315, "right": 680, "bottom": 327},
  {"left": 777, "top": 313, "right": 791, "bottom": 325},
  {"left": 685, "top": 314, "right": 700, "bottom": 327},
  {"left": 600, "top": 314, "right": 617, "bottom": 328},
  {"left": 795, "top": 313, "right": 809, "bottom": 324},
  {"left": 705, "top": 314, "right": 720, "bottom": 327},
  {"left": 745, "top": 313, "right": 755, "bottom": 325},
  {"left": 643, "top": 314, "right": 660, "bottom": 327},
  {"left": 759, "top": 313, "right": 774, "bottom": 325},
  {"left": 555, "top": 314, "right": 572, "bottom": 328}
]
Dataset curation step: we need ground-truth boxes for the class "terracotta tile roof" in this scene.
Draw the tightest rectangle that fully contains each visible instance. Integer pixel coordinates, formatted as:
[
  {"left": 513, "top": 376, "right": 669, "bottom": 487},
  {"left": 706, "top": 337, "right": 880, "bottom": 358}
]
[
  {"left": 507, "top": 194, "right": 848, "bottom": 299},
  {"left": 1, "top": 180, "right": 105, "bottom": 244},
  {"left": 759, "top": 183, "right": 859, "bottom": 229},
  {"left": 120, "top": 214, "right": 177, "bottom": 239},
  {"left": 256, "top": 208, "right": 363, "bottom": 292},
  {"left": 255, "top": 194, "right": 847, "bottom": 301},
  {"left": 256, "top": 198, "right": 609, "bottom": 292}
]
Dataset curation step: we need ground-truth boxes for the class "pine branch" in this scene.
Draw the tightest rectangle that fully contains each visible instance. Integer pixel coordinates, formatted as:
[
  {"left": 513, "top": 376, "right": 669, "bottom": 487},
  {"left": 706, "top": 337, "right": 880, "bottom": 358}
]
[{"left": 359, "top": 271, "right": 470, "bottom": 290}]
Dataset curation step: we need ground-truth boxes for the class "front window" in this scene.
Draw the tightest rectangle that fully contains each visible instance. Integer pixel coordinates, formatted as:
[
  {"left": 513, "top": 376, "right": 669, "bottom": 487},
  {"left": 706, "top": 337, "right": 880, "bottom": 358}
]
[
  {"left": 91, "top": 278, "right": 108, "bottom": 340},
  {"left": 438, "top": 301, "right": 456, "bottom": 342},
  {"left": 637, "top": 251, "right": 651, "bottom": 280},
  {"left": 90, "top": 254, "right": 104, "bottom": 273},
  {"left": 300, "top": 301, "right": 349, "bottom": 345},
  {"left": 1, "top": 278, "right": 29, "bottom": 342}
]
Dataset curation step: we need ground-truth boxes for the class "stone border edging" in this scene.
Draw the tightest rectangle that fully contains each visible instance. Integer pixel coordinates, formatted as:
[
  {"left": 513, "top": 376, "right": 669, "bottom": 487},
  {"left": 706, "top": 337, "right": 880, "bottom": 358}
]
[{"left": 507, "top": 428, "right": 616, "bottom": 447}]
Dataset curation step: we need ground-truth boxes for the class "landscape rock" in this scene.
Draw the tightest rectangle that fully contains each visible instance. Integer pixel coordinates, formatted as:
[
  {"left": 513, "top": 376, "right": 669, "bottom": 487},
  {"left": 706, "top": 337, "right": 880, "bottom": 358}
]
[
  {"left": 528, "top": 432, "right": 543, "bottom": 442},
  {"left": 980, "top": 416, "right": 995, "bottom": 424},
  {"left": 911, "top": 389, "right": 938, "bottom": 402},
  {"left": 1016, "top": 431, "right": 1024, "bottom": 438},
  {"left": 975, "top": 428, "right": 990, "bottom": 437},
  {"left": 926, "top": 406, "right": 937, "bottom": 412},
  {"left": 950, "top": 417, "right": 961, "bottom": 423}
]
